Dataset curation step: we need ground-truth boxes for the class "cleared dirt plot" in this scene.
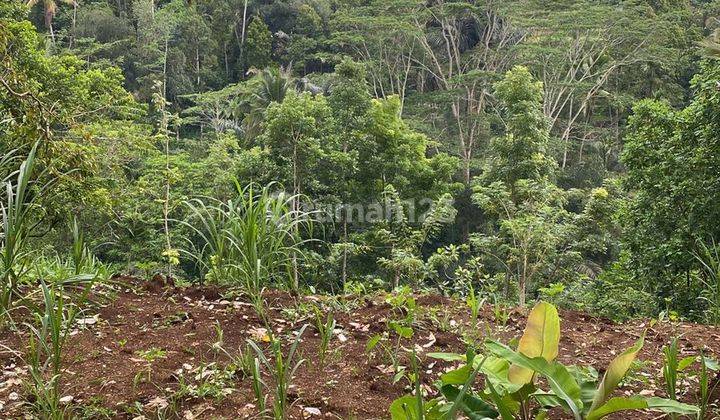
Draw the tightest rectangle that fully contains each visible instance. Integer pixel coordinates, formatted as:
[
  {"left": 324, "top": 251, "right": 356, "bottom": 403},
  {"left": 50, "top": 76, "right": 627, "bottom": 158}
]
[{"left": 1, "top": 277, "right": 719, "bottom": 419}]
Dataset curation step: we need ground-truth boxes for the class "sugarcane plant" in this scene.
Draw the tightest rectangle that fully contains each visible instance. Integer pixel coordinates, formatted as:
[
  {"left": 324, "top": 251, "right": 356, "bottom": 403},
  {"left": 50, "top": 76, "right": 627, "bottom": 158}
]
[
  {"left": 661, "top": 337, "right": 720, "bottom": 419},
  {"left": 0, "top": 143, "right": 54, "bottom": 325},
  {"left": 247, "top": 324, "right": 308, "bottom": 419},
  {"left": 181, "top": 182, "right": 314, "bottom": 297},
  {"left": 24, "top": 280, "right": 88, "bottom": 419}
]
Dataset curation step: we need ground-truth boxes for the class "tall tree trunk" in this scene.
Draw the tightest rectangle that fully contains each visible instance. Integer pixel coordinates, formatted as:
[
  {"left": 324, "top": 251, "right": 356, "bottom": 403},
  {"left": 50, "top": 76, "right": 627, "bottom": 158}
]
[
  {"left": 238, "top": 0, "right": 249, "bottom": 67},
  {"left": 224, "top": 41, "right": 229, "bottom": 78},
  {"left": 342, "top": 219, "right": 348, "bottom": 287},
  {"left": 196, "top": 45, "right": 201, "bottom": 87},
  {"left": 69, "top": 3, "right": 78, "bottom": 49},
  {"left": 48, "top": 21, "right": 55, "bottom": 44},
  {"left": 519, "top": 253, "right": 527, "bottom": 307},
  {"left": 292, "top": 140, "right": 300, "bottom": 292},
  {"left": 163, "top": 133, "right": 172, "bottom": 278},
  {"left": 158, "top": 95, "right": 173, "bottom": 279},
  {"left": 163, "top": 39, "right": 169, "bottom": 100}
]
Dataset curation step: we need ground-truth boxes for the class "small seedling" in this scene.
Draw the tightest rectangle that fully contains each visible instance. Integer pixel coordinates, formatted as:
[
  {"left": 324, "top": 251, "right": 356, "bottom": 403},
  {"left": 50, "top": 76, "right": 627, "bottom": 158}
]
[
  {"left": 247, "top": 324, "right": 308, "bottom": 419},
  {"left": 313, "top": 306, "right": 336, "bottom": 366}
]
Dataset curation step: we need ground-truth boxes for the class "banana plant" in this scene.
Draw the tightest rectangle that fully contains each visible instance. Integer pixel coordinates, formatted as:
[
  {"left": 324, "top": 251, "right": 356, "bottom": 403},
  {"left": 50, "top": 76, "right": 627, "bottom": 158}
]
[
  {"left": 394, "top": 301, "right": 700, "bottom": 420},
  {"left": 390, "top": 347, "right": 496, "bottom": 420},
  {"left": 483, "top": 301, "right": 699, "bottom": 420}
]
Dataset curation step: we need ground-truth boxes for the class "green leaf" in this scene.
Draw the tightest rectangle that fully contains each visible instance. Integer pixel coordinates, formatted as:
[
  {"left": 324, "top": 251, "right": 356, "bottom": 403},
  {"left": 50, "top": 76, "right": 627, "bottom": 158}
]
[
  {"left": 509, "top": 301, "right": 560, "bottom": 385},
  {"left": 480, "top": 356, "right": 523, "bottom": 394},
  {"left": 586, "top": 398, "right": 648, "bottom": 420},
  {"left": 588, "top": 334, "right": 644, "bottom": 413},
  {"left": 427, "top": 352, "right": 466, "bottom": 362},
  {"left": 366, "top": 334, "right": 382, "bottom": 352},
  {"left": 533, "top": 391, "right": 565, "bottom": 409},
  {"left": 644, "top": 397, "right": 699, "bottom": 417},
  {"left": 390, "top": 395, "right": 419, "bottom": 420},
  {"left": 390, "top": 321, "right": 414, "bottom": 339},
  {"left": 389, "top": 396, "right": 445, "bottom": 420},
  {"left": 677, "top": 356, "right": 696, "bottom": 371},
  {"left": 441, "top": 365, "right": 472, "bottom": 385},
  {"left": 441, "top": 384, "right": 499, "bottom": 419},
  {"left": 703, "top": 357, "right": 719, "bottom": 371},
  {"left": 393, "top": 366, "right": 407, "bottom": 384},
  {"left": 486, "top": 379, "right": 517, "bottom": 420},
  {"left": 586, "top": 397, "right": 699, "bottom": 420}
]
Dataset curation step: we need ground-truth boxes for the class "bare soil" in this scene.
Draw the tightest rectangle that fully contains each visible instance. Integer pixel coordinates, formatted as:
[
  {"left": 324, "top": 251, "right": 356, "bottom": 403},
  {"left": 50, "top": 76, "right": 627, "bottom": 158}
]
[{"left": 1, "top": 276, "right": 720, "bottom": 419}]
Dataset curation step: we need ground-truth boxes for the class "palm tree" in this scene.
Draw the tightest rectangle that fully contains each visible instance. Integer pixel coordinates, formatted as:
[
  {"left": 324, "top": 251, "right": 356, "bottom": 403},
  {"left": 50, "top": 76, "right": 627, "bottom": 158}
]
[
  {"left": 252, "top": 65, "right": 295, "bottom": 106},
  {"left": 233, "top": 66, "right": 295, "bottom": 141},
  {"left": 26, "top": 0, "right": 77, "bottom": 43}
]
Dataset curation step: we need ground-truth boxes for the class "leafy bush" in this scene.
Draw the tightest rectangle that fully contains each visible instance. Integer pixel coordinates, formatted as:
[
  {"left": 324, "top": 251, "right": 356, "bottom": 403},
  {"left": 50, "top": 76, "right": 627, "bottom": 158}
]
[
  {"left": 542, "top": 259, "right": 657, "bottom": 322},
  {"left": 577, "top": 279, "right": 657, "bottom": 322}
]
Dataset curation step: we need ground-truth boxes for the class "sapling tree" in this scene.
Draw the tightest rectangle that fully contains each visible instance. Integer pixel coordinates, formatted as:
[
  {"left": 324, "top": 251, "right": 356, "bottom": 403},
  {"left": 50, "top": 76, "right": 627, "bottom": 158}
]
[
  {"left": 152, "top": 82, "right": 179, "bottom": 278},
  {"left": 471, "top": 66, "right": 569, "bottom": 306},
  {"left": 472, "top": 179, "right": 570, "bottom": 307},
  {"left": 261, "top": 91, "right": 337, "bottom": 290}
]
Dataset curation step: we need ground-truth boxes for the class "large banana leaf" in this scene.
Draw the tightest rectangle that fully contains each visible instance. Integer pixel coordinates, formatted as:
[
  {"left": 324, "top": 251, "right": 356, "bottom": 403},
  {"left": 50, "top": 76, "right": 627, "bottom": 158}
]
[
  {"left": 481, "top": 356, "right": 524, "bottom": 394},
  {"left": 486, "top": 340, "right": 583, "bottom": 420},
  {"left": 567, "top": 365, "right": 600, "bottom": 407},
  {"left": 509, "top": 301, "right": 560, "bottom": 385},
  {"left": 586, "top": 397, "right": 699, "bottom": 420},
  {"left": 588, "top": 334, "right": 644, "bottom": 413},
  {"left": 427, "top": 352, "right": 466, "bottom": 362},
  {"left": 643, "top": 397, "right": 700, "bottom": 417},
  {"left": 428, "top": 353, "right": 522, "bottom": 393},
  {"left": 441, "top": 365, "right": 473, "bottom": 385},
  {"left": 390, "top": 396, "right": 421, "bottom": 420}
]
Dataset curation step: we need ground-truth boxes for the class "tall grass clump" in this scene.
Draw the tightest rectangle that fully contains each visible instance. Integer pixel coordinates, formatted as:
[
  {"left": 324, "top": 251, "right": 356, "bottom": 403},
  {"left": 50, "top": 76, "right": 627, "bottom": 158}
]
[
  {"left": 0, "top": 143, "right": 53, "bottom": 323},
  {"left": 182, "top": 182, "right": 313, "bottom": 295},
  {"left": 695, "top": 239, "right": 720, "bottom": 324}
]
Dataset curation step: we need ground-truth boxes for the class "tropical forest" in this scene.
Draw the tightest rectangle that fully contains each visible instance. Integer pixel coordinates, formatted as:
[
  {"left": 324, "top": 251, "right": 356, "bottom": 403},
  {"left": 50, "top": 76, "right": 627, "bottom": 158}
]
[{"left": 2, "top": 0, "right": 720, "bottom": 418}]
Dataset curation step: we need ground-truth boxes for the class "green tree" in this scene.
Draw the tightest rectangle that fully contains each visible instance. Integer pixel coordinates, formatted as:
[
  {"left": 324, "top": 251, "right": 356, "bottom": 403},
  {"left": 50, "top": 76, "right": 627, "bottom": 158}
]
[
  {"left": 483, "top": 66, "right": 554, "bottom": 192},
  {"left": 472, "top": 179, "right": 570, "bottom": 307},
  {"left": 261, "top": 91, "right": 337, "bottom": 289},
  {"left": 0, "top": 10, "right": 139, "bottom": 225},
  {"left": 621, "top": 60, "right": 720, "bottom": 314},
  {"left": 358, "top": 96, "right": 459, "bottom": 202},
  {"left": 472, "top": 66, "right": 565, "bottom": 306},
  {"left": 375, "top": 185, "right": 457, "bottom": 289},
  {"left": 241, "top": 17, "right": 272, "bottom": 72},
  {"left": 261, "top": 91, "right": 337, "bottom": 202}
]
